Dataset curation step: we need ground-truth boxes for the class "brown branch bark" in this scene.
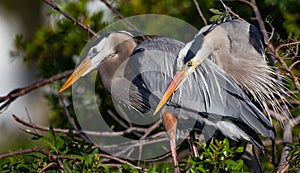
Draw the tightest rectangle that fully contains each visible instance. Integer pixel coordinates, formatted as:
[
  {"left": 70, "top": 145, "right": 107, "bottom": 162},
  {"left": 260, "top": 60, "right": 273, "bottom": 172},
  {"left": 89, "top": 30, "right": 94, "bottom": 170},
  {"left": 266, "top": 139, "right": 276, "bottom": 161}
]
[
  {"left": 99, "top": 0, "right": 143, "bottom": 33},
  {"left": 193, "top": 0, "right": 207, "bottom": 25},
  {"left": 39, "top": 162, "right": 58, "bottom": 173},
  {"left": 0, "top": 70, "right": 73, "bottom": 113}
]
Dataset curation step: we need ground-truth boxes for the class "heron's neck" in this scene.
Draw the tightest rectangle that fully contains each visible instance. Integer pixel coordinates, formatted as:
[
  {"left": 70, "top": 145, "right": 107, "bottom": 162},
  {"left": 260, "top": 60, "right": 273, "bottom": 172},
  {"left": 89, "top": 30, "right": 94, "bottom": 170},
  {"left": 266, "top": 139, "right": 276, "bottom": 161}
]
[{"left": 213, "top": 48, "right": 268, "bottom": 90}]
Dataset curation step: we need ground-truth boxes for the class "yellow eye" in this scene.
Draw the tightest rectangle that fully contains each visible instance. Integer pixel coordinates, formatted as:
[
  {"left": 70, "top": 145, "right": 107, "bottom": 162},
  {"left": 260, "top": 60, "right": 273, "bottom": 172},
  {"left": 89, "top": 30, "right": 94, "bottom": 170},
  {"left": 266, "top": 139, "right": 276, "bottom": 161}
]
[
  {"left": 92, "top": 47, "right": 97, "bottom": 53},
  {"left": 186, "top": 61, "right": 193, "bottom": 66}
]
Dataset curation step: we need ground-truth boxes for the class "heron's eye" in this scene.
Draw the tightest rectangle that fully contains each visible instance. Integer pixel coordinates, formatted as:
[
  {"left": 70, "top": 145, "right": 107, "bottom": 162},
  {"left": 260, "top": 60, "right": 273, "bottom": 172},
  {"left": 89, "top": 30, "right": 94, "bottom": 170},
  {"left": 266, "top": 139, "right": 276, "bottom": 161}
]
[
  {"left": 109, "top": 52, "right": 117, "bottom": 58},
  {"left": 186, "top": 61, "right": 193, "bottom": 66},
  {"left": 92, "top": 48, "right": 97, "bottom": 53}
]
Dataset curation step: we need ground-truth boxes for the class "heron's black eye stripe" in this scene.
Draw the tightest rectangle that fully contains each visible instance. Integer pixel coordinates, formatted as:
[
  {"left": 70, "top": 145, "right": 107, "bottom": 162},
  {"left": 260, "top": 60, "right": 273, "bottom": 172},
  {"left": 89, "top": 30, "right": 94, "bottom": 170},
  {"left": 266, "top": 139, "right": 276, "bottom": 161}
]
[{"left": 183, "top": 50, "right": 196, "bottom": 64}]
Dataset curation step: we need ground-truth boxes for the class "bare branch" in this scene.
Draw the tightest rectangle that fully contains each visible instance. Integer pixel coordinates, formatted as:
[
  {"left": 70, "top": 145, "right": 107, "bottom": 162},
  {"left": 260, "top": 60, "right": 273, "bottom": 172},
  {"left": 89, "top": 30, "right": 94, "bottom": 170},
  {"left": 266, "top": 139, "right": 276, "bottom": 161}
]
[
  {"left": 220, "top": 0, "right": 243, "bottom": 20},
  {"left": 59, "top": 96, "right": 90, "bottom": 142},
  {"left": 99, "top": 153, "right": 143, "bottom": 170},
  {"left": 0, "top": 70, "right": 73, "bottom": 113},
  {"left": 39, "top": 162, "right": 57, "bottom": 173},
  {"left": 99, "top": 0, "right": 142, "bottom": 33},
  {"left": 59, "top": 96, "right": 79, "bottom": 131},
  {"left": 13, "top": 114, "right": 153, "bottom": 137},
  {"left": 249, "top": 0, "right": 269, "bottom": 44},
  {"left": 275, "top": 41, "right": 300, "bottom": 52},
  {"left": 289, "top": 60, "right": 300, "bottom": 71},
  {"left": 43, "top": 0, "right": 98, "bottom": 37},
  {"left": 140, "top": 119, "right": 162, "bottom": 140},
  {"left": 107, "top": 109, "right": 129, "bottom": 129},
  {"left": 107, "top": 109, "right": 143, "bottom": 137},
  {"left": 193, "top": 0, "right": 207, "bottom": 25},
  {"left": 291, "top": 114, "right": 300, "bottom": 127}
]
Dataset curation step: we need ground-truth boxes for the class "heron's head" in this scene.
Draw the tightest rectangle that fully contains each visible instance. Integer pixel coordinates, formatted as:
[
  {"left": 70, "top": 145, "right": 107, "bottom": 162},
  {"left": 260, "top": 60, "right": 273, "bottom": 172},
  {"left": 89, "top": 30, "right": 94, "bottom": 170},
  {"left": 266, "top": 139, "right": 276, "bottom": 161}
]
[
  {"left": 59, "top": 31, "right": 135, "bottom": 93},
  {"left": 154, "top": 33, "right": 214, "bottom": 114}
]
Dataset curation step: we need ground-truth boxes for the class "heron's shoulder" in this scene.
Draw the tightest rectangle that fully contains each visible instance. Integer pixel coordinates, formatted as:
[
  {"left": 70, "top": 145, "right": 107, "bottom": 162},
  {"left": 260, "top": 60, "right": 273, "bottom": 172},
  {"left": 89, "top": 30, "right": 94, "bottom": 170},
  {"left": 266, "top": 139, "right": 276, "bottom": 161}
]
[{"left": 133, "top": 36, "right": 184, "bottom": 53}]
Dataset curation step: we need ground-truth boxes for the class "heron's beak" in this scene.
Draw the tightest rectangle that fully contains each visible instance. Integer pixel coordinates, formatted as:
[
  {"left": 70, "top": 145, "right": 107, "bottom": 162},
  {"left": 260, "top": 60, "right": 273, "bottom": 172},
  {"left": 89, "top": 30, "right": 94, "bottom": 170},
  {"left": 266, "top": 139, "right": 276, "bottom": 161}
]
[
  {"left": 59, "top": 57, "right": 92, "bottom": 93},
  {"left": 153, "top": 65, "right": 196, "bottom": 115}
]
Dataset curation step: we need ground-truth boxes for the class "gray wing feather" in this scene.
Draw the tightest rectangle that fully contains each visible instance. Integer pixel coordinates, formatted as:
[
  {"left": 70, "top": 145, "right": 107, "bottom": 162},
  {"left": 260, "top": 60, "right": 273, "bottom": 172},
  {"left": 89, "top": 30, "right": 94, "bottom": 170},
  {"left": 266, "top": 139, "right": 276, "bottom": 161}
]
[{"left": 123, "top": 36, "right": 274, "bottom": 148}]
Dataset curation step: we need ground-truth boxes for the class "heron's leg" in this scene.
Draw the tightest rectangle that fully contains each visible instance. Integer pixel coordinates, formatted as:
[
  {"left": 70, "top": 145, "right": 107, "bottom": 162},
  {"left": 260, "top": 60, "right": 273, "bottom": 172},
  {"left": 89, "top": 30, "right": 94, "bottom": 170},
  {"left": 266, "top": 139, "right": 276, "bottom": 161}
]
[
  {"left": 242, "top": 144, "right": 263, "bottom": 173},
  {"left": 162, "top": 112, "right": 179, "bottom": 173},
  {"left": 188, "top": 131, "right": 199, "bottom": 157}
]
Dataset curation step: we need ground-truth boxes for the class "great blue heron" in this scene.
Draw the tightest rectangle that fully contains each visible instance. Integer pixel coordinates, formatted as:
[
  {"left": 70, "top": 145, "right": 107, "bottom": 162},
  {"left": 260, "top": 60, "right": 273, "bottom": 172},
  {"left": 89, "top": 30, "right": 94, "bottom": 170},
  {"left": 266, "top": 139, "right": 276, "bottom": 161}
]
[
  {"left": 156, "top": 19, "right": 288, "bottom": 124},
  {"left": 59, "top": 30, "right": 274, "bottom": 172}
]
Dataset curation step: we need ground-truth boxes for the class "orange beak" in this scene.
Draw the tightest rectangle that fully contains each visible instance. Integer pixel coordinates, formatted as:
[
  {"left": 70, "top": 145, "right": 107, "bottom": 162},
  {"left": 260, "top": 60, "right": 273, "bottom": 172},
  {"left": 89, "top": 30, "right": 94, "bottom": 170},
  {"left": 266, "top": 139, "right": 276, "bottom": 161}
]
[
  {"left": 59, "top": 58, "right": 92, "bottom": 93},
  {"left": 153, "top": 70, "right": 188, "bottom": 115}
]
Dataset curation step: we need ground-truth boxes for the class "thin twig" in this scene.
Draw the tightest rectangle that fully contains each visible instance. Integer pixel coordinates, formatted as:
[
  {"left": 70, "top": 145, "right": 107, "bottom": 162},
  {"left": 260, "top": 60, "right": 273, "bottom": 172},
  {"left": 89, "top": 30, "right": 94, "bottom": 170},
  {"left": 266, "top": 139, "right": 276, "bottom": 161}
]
[
  {"left": 275, "top": 41, "right": 300, "bottom": 52},
  {"left": 107, "top": 109, "right": 143, "bottom": 137},
  {"left": 220, "top": 0, "right": 243, "bottom": 20},
  {"left": 25, "top": 107, "right": 40, "bottom": 135},
  {"left": 39, "top": 162, "right": 57, "bottom": 173},
  {"left": 140, "top": 119, "right": 162, "bottom": 140},
  {"left": 107, "top": 109, "right": 129, "bottom": 129},
  {"left": 249, "top": 0, "right": 268, "bottom": 44},
  {"left": 193, "top": 0, "right": 207, "bottom": 25},
  {"left": 13, "top": 114, "right": 151, "bottom": 137},
  {"left": 99, "top": 0, "right": 142, "bottom": 33},
  {"left": 43, "top": 0, "right": 98, "bottom": 37},
  {"left": 289, "top": 60, "right": 300, "bottom": 71},
  {"left": 59, "top": 96, "right": 90, "bottom": 142},
  {"left": 0, "top": 148, "right": 78, "bottom": 161},
  {"left": 99, "top": 153, "right": 143, "bottom": 170}
]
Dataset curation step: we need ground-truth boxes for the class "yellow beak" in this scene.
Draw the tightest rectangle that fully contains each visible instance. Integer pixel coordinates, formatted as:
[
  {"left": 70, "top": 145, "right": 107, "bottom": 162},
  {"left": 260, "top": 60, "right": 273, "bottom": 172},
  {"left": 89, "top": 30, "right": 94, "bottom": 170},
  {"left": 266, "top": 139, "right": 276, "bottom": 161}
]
[
  {"left": 59, "top": 57, "right": 92, "bottom": 93},
  {"left": 153, "top": 70, "right": 188, "bottom": 115}
]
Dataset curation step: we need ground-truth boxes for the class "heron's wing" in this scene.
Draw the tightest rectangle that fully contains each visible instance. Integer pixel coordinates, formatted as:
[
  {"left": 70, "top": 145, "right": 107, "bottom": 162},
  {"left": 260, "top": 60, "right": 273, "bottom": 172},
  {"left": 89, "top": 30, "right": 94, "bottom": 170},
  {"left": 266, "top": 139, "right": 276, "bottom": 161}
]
[
  {"left": 173, "top": 59, "right": 275, "bottom": 138},
  {"left": 125, "top": 37, "right": 183, "bottom": 110},
  {"left": 124, "top": 36, "right": 274, "bottom": 148},
  {"left": 110, "top": 57, "right": 155, "bottom": 115}
]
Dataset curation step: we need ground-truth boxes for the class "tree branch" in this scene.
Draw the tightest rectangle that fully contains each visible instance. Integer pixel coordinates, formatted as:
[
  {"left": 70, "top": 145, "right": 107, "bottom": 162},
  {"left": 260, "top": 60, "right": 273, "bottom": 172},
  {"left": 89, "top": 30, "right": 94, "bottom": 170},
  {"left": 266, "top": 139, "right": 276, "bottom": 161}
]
[
  {"left": 193, "top": 0, "right": 207, "bottom": 25},
  {"left": 0, "top": 70, "right": 73, "bottom": 113},
  {"left": 13, "top": 114, "right": 155, "bottom": 137},
  {"left": 99, "top": 0, "right": 143, "bottom": 33},
  {"left": 99, "top": 153, "right": 143, "bottom": 170},
  {"left": 43, "top": 0, "right": 98, "bottom": 37}
]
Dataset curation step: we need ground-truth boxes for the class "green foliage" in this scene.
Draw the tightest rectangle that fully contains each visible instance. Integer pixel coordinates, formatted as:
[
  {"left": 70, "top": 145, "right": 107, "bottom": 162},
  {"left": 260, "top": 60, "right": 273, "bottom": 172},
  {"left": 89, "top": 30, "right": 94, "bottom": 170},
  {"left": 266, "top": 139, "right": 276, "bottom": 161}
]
[
  {"left": 286, "top": 141, "right": 300, "bottom": 172},
  {"left": 0, "top": 127, "right": 141, "bottom": 172},
  {"left": 188, "top": 138, "right": 246, "bottom": 173},
  {"left": 264, "top": 0, "right": 300, "bottom": 37},
  {"left": 14, "top": 0, "right": 109, "bottom": 128},
  {"left": 209, "top": 8, "right": 231, "bottom": 24}
]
